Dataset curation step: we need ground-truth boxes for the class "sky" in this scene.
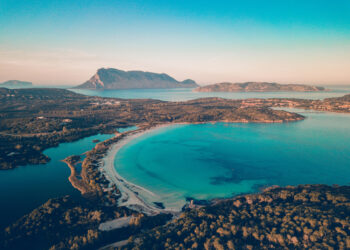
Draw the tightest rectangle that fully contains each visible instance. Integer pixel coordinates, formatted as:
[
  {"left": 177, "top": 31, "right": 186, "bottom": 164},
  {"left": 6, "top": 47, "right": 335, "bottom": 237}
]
[{"left": 0, "top": 0, "right": 350, "bottom": 85}]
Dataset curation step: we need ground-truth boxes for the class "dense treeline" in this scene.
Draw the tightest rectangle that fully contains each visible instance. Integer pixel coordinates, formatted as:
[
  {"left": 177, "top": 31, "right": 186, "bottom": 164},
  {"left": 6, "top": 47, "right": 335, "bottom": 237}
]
[
  {"left": 0, "top": 195, "right": 171, "bottom": 250},
  {"left": 2, "top": 184, "right": 349, "bottom": 249},
  {"left": 124, "top": 185, "right": 350, "bottom": 249}
]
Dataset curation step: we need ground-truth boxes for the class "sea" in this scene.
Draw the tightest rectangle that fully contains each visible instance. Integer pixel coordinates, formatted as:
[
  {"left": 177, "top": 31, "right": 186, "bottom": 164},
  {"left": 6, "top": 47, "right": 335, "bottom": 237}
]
[{"left": 0, "top": 133, "right": 114, "bottom": 229}]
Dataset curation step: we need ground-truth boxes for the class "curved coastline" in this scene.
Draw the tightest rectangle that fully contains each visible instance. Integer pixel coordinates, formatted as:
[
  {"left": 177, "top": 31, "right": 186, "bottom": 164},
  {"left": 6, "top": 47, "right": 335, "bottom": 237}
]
[
  {"left": 100, "top": 124, "right": 183, "bottom": 215},
  {"left": 99, "top": 118, "right": 307, "bottom": 215}
]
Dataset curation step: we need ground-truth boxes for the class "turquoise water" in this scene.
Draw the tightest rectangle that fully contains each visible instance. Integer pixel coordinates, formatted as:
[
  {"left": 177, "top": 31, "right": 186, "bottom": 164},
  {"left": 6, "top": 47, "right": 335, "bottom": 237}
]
[
  {"left": 0, "top": 133, "right": 114, "bottom": 229},
  {"left": 117, "top": 126, "right": 139, "bottom": 133},
  {"left": 72, "top": 86, "right": 350, "bottom": 102},
  {"left": 115, "top": 111, "right": 350, "bottom": 209}
]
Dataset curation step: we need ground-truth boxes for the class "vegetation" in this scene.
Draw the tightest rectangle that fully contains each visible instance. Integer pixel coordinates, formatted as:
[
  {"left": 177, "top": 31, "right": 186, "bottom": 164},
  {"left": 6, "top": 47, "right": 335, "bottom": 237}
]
[
  {"left": 267, "top": 94, "right": 350, "bottom": 113},
  {"left": 194, "top": 82, "right": 325, "bottom": 92},
  {"left": 0, "top": 195, "right": 171, "bottom": 250},
  {"left": 0, "top": 126, "right": 172, "bottom": 250},
  {"left": 124, "top": 185, "right": 350, "bottom": 249},
  {"left": 0, "top": 87, "right": 304, "bottom": 169},
  {"left": 2, "top": 184, "right": 349, "bottom": 249},
  {"left": 1, "top": 88, "right": 349, "bottom": 169},
  {"left": 75, "top": 67, "right": 198, "bottom": 89},
  {"left": 66, "top": 133, "right": 131, "bottom": 200}
]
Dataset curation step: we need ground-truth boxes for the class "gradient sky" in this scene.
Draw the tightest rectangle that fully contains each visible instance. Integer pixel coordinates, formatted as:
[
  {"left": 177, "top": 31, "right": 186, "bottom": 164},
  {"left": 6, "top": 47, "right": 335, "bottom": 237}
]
[{"left": 1, "top": 0, "right": 350, "bottom": 85}]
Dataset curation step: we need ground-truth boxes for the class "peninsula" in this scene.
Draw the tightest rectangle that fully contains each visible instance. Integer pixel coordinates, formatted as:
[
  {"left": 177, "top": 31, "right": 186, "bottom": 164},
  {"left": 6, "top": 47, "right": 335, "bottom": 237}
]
[
  {"left": 75, "top": 68, "right": 198, "bottom": 89},
  {"left": 194, "top": 82, "right": 326, "bottom": 92},
  {"left": 0, "top": 88, "right": 304, "bottom": 170}
]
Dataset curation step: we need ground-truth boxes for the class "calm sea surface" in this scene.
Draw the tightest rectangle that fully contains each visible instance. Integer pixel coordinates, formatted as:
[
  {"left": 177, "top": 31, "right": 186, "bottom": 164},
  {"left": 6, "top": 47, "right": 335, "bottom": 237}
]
[
  {"left": 0, "top": 133, "right": 114, "bottom": 229},
  {"left": 115, "top": 110, "right": 350, "bottom": 209},
  {"left": 72, "top": 86, "right": 350, "bottom": 101}
]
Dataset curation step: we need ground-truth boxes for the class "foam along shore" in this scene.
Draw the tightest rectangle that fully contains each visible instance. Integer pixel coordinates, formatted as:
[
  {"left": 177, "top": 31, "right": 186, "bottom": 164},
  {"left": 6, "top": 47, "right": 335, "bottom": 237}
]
[{"left": 100, "top": 124, "right": 184, "bottom": 215}]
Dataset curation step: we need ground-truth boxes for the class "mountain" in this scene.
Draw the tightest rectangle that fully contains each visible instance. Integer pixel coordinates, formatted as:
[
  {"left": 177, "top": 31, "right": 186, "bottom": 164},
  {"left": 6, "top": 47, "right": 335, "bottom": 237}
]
[
  {"left": 75, "top": 68, "right": 198, "bottom": 89},
  {"left": 194, "top": 82, "right": 326, "bottom": 92},
  {"left": 0, "top": 80, "right": 33, "bottom": 88}
]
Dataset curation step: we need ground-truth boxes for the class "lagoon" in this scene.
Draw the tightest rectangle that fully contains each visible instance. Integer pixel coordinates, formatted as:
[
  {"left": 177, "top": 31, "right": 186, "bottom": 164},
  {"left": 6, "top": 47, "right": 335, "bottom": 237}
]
[{"left": 0, "top": 133, "right": 114, "bottom": 229}]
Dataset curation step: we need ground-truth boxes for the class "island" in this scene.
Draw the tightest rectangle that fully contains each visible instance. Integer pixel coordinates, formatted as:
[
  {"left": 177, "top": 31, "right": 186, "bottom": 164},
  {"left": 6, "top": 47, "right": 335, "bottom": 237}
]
[
  {"left": 194, "top": 82, "right": 326, "bottom": 92},
  {"left": 75, "top": 68, "right": 198, "bottom": 89},
  {"left": 0, "top": 80, "right": 33, "bottom": 88}
]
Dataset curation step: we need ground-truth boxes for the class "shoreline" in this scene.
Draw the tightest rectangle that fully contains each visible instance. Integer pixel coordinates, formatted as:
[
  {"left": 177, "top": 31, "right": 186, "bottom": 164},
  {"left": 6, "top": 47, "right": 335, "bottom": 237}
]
[
  {"left": 99, "top": 118, "right": 306, "bottom": 215},
  {"left": 100, "top": 123, "right": 182, "bottom": 215},
  {"left": 62, "top": 158, "right": 92, "bottom": 195}
]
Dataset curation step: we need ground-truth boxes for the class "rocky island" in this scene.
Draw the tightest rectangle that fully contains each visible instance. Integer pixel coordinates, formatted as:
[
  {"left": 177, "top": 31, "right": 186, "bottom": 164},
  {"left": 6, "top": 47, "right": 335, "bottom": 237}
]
[
  {"left": 0, "top": 80, "right": 33, "bottom": 88},
  {"left": 194, "top": 82, "right": 326, "bottom": 92},
  {"left": 75, "top": 68, "right": 198, "bottom": 89}
]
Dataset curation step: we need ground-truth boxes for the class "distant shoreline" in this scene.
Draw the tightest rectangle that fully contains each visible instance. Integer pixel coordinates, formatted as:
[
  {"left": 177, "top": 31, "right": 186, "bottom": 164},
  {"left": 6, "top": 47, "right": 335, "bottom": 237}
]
[{"left": 193, "top": 82, "right": 329, "bottom": 93}]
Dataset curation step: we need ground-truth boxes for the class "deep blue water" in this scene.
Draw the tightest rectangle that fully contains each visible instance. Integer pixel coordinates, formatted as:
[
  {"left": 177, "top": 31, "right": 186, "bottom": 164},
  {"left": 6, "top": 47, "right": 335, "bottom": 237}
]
[
  {"left": 115, "top": 110, "right": 350, "bottom": 209},
  {"left": 0, "top": 133, "right": 114, "bottom": 229},
  {"left": 72, "top": 86, "right": 350, "bottom": 102}
]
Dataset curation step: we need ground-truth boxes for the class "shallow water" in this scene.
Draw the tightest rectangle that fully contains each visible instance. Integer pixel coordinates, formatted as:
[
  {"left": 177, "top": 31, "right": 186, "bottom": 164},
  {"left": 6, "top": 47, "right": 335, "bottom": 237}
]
[
  {"left": 0, "top": 133, "right": 114, "bottom": 229},
  {"left": 117, "top": 126, "right": 139, "bottom": 133},
  {"left": 115, "top": 111, "right": 350, "bottom": 210},
  {"left": 72, "top": 86, "right": 350, "bottom": 102}
]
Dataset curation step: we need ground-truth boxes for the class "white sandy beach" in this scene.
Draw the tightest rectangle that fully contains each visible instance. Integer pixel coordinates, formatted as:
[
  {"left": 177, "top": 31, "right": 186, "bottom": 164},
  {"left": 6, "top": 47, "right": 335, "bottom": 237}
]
[{"left": 100, "top": 124, "right": 183, "bottom": 215}]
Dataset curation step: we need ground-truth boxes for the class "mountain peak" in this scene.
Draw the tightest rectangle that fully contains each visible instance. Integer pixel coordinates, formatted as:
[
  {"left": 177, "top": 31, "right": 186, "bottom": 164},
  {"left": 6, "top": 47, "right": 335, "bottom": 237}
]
[{"left": 75, "top": 68, "right": 198, "bottom": 89}]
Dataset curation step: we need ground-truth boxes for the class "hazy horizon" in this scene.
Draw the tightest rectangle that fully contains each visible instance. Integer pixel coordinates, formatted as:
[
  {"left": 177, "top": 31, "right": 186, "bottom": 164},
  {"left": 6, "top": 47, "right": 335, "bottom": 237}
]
[
  {"left": 1, "top": 0, "right": 350, "bottom": 85},
  {"left": 2, "top": 68, "right": 350, "bottom": 87}
]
